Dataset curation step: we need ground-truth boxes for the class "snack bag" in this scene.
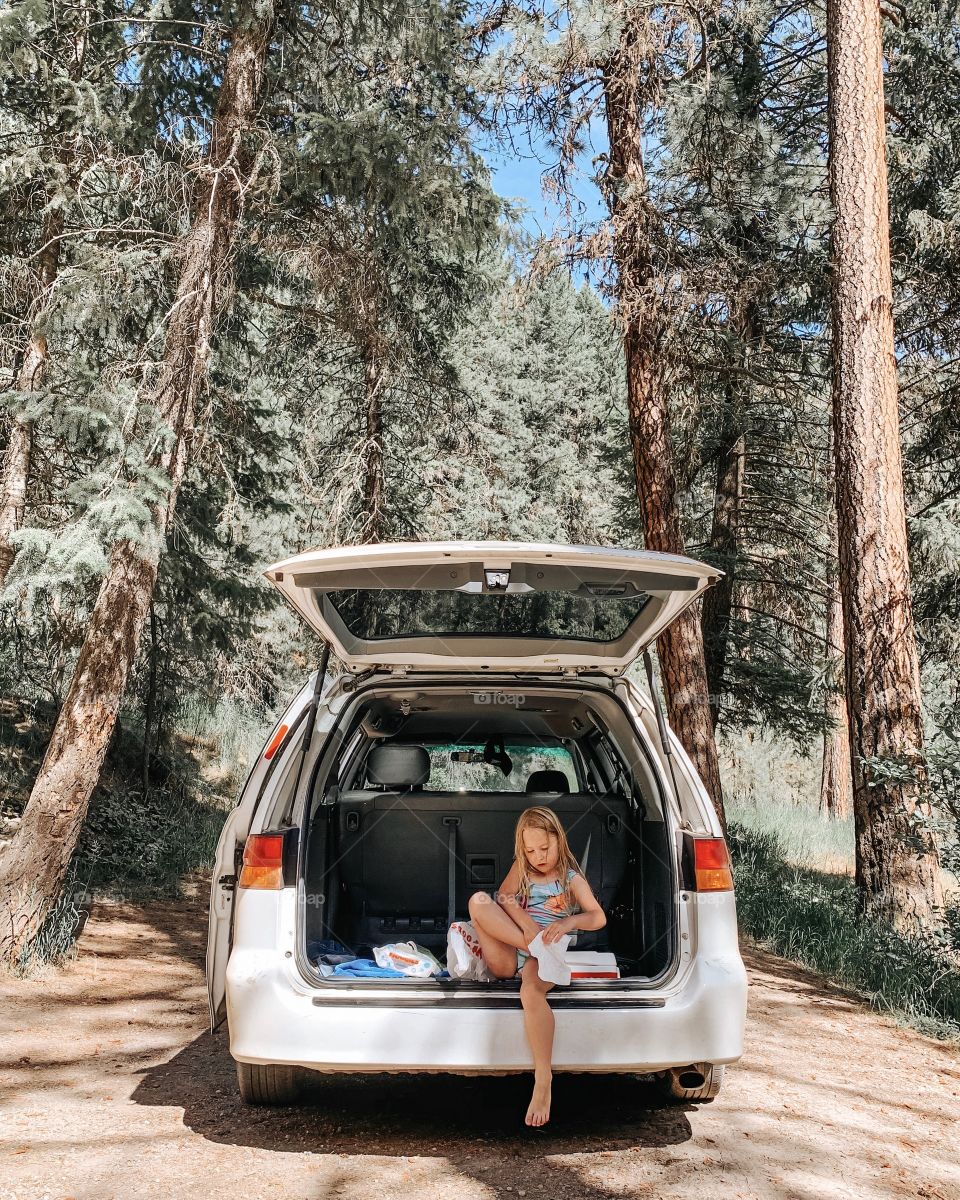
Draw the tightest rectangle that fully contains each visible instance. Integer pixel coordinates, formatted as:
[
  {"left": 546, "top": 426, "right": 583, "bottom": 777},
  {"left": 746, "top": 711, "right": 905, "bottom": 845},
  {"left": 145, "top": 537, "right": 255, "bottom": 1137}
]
[
  {"left": 373, "top": 941, "right": 443, "bottom": 977},
  {"left": 447, "top": 920, "right": 495, "bottom": 982}
]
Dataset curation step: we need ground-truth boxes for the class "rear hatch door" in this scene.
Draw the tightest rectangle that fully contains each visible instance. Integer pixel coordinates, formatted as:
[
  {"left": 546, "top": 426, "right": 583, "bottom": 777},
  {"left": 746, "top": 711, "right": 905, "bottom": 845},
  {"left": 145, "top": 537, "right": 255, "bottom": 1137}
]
[{"left": 264, "top": 541, "right": 718, "bottom": 676}]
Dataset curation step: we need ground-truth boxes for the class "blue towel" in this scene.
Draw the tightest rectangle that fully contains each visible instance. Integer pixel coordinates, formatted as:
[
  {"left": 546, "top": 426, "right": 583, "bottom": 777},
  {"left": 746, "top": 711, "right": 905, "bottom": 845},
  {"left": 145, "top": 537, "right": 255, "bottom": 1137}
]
[
  {"left": 307, "top": 938, "right": 352, "bottom": 960},
  {"left": 332, "top": 958, "right": 407, "bottom": 978}
]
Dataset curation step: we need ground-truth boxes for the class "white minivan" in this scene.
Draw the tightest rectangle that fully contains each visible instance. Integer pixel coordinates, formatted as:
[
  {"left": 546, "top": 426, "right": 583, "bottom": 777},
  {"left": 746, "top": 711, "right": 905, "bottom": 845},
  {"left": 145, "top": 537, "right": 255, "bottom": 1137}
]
[{"left": 206, "top": 541, "right": 748, "bottom": 1105}]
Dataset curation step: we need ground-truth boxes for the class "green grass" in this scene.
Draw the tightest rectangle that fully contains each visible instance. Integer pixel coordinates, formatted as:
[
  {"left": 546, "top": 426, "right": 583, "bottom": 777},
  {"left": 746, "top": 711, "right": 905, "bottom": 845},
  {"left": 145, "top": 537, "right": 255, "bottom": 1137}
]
[
  {"left": 720, "top": 728, "right": 855, "bottom": 874},
  {"left": 177, "top": 692, "right": 276, "bottom": 785},
  {"left": 1, "top": 692, "right": 276, "bottom": 974},
  {"left": 725, "top": 789, "right": 855, "bottom": 876},
  {"left": 4, "top": 868, "right": 85, "bottom": 976},
  {"left": 720, "top": 730, "right": 960, "bottom": 1041},
  {"left": 729, "top": 822, "right": 960, "bottom": 1042}
]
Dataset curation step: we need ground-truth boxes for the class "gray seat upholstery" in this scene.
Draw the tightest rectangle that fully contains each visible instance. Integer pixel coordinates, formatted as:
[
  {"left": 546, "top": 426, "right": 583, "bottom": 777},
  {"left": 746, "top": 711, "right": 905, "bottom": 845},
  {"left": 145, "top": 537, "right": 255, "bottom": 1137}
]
[
  {"left": 365, "top": 742, "right": 430, "bottom": 789},
  {"left": 332, "top": 781, "right": 629, "bottom": 952}
]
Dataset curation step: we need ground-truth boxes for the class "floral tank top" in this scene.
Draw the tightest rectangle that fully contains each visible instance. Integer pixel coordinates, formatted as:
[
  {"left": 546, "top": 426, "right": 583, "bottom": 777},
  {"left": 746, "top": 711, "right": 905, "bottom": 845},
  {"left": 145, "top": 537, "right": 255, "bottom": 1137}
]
[{"left": 520, "top": 867, "right": 581, "bottom": 927}]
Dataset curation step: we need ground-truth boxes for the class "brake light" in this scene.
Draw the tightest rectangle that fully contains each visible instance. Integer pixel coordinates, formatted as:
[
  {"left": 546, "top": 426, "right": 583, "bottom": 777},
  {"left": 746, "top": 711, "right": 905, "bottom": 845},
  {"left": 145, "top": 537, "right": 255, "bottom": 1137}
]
[
  {"left": 263, "top": 724, "right": 289, "bottom": 760},
  {"left": 238, "top": 834, "right": 284, "bottom": 890},
  {"left": 692, "top": 837, "right": 734, "bottom": 891}
]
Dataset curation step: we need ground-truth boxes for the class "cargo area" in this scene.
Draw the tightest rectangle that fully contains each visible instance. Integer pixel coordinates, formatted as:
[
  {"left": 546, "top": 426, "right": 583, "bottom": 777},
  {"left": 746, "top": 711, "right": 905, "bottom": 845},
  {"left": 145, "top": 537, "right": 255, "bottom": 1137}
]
[{"left": 299, "top": 682, "right": 679, "bottom": 984}]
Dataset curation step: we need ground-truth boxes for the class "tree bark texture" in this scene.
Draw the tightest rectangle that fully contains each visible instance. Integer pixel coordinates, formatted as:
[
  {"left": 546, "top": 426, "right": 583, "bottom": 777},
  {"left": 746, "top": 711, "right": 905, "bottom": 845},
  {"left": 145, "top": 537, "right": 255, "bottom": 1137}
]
[
  {"left": 819, "top": 577, "right": 852, "bottom": 821},
  {"left": 827, "top": 0, "right": 943, "bottom": 929},
  {"left": 361, "top": 351, "right": 387, "bottom": 545},
  {"left": 0, "top": 7, "right": 275, "bottom": 963},
  {"left": 0, "top": 210, "right": 63, "bottom": 589},
  {"left": 701, "top": 429, "right": 746, "bottom": 727},
  {"left": 603, "top": 17, "right": 725, "bottom": 831},
  {"left": 701, "top": 31, "right": 764, "bottom": 721}
]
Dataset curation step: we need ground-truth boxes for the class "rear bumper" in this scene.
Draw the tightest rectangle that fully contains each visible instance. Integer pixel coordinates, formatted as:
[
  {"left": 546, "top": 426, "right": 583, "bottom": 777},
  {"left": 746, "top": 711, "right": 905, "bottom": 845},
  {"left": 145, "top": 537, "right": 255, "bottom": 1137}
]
[{"left": 226, "top": 920, "right": 747, "bottom": 1074}]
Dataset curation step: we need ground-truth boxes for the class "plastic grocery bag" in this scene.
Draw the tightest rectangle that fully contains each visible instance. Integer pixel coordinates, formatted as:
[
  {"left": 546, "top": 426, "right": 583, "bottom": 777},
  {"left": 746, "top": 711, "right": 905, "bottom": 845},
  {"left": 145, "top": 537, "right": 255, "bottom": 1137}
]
[
  {"left": 446, "top": 920, "right": 495, "bottom": 982},
  {"left": 373, "top": 941, "right": 443, "bottom": 978}
]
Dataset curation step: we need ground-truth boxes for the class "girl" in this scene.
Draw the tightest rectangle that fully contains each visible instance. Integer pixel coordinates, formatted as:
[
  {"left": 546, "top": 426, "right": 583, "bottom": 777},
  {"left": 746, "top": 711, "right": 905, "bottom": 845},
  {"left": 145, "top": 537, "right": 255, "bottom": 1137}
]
[{"left": 467, "top": 805, "right": 607, "bottom": 1127}]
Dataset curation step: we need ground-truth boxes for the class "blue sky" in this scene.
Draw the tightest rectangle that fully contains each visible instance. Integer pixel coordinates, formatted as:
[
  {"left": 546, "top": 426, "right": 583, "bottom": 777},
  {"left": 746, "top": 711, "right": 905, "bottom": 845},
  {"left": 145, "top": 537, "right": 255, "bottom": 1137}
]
[
  {"left": 483, "top": 142, "right": 561, "bottom": 237},
  {"left": 480, "top": 128, "right": 609, "bottom": 242}
]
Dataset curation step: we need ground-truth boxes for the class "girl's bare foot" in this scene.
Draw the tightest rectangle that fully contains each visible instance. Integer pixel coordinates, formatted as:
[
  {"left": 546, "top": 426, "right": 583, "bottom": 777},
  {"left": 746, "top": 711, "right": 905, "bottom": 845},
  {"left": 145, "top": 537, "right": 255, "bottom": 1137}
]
[{"left": 525, "top": 1074, "right": 552, "bottom": 1127}]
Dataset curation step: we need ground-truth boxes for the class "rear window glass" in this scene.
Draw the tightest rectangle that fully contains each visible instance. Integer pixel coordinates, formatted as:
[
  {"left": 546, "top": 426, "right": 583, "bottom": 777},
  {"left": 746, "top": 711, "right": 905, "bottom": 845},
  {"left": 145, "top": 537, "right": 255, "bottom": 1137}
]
[
  {"left": 426, "top": 744, "right": 577, "bottom": 793},
  {"left": 321, "top": 588, "right": 652, "bottom": 644}
]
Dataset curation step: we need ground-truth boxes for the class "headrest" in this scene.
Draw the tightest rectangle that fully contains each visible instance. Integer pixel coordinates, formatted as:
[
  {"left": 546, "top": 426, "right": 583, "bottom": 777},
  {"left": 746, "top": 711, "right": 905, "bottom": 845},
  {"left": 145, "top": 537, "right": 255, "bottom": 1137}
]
[
  {"left": 366, "top": 743, "right": 430, "bottom": 789},
  {"left": 525, "top": 769, "right": 570, "bottom": 794}
]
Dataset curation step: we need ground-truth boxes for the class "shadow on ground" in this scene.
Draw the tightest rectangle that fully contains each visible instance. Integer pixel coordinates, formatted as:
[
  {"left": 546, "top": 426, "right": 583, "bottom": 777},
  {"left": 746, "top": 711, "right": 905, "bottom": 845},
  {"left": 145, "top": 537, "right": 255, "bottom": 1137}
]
[{"left": 134, "top": 1031, "right": 694, "bottom": 1156}]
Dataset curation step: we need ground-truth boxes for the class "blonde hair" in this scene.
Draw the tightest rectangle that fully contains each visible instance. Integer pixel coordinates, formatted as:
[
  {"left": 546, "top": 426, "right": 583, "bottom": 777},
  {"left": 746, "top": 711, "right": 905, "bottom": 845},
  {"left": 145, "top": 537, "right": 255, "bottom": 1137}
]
[{"left": 513, "top": 806, "right": 581, "bottom": 909}]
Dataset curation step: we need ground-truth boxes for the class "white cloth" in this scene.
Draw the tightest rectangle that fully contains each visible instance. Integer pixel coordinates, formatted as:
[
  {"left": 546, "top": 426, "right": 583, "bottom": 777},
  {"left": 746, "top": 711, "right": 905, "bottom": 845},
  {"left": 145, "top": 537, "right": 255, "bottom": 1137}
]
[{"left": 528, "top": 929, "right": 573, "bottom": 986}]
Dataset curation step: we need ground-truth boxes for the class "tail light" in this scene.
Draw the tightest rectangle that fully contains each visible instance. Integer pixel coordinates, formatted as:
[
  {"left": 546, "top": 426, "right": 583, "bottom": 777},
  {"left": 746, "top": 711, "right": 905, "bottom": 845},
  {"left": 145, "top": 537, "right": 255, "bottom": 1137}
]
[
  {"left": 686, "top": 835, "right": 734, "bottom": 892},
  {"left": 263, "top": 724, "right": 289, "bottom": 760},
  {"left": 239, "top": 834, "right": 285, "bottom": 890}
]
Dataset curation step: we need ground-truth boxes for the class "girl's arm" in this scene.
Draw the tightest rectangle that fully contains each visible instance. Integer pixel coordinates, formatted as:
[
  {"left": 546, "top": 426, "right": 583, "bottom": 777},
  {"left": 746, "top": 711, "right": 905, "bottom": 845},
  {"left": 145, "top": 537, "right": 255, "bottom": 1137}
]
[
  {"left": 542, "top": 873, "right": 606, "bottom": 943},
  {"left": 495, "top": 861, "right": 541, "bottom": 942}
]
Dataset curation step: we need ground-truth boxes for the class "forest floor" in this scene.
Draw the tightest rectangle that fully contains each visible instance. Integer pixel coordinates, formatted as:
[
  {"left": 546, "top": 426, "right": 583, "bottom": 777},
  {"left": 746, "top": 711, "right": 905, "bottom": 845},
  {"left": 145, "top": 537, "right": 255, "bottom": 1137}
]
[{"left": 1, "top": 874, "right": 959, "bottom": 1200}]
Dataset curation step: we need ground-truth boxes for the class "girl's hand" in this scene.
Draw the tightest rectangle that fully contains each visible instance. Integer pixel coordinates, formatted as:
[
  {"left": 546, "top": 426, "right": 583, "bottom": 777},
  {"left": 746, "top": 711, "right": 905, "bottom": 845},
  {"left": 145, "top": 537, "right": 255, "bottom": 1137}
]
[{"left": 542, "top": 918, "right": 574, "bottom": 945}]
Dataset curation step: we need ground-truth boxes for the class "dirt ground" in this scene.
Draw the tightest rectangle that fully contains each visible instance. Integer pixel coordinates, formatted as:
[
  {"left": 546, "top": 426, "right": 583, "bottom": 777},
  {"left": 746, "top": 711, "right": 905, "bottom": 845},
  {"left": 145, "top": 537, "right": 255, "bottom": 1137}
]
[{"left": 1, "top": 874, "right": 958, "bottom": 1200}]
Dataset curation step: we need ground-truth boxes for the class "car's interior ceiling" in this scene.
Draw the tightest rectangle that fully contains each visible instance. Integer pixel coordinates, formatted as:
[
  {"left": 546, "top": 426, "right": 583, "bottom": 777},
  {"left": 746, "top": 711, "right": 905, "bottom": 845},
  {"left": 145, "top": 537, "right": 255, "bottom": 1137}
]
[{"left": 357, "top": 689, "right": 600, "bottom": 743}]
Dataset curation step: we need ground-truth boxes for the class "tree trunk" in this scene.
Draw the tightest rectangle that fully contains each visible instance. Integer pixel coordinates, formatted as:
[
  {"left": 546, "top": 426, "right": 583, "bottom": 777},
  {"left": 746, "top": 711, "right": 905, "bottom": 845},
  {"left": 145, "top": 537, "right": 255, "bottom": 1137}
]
[
  {"left": 360, "top": 350, "right": 387, "bottom": 544},
  {"left": 0, "top": 6, "right": 275, "bottom": 963},
  {"left": 701, "top": 30, "right": 764, "bottom": 721},
  {"left": 820, "top": 447, "right": 852, "bottom": 822},
  {"left": 0, "top": 211, "right": 63, "bottom": 588},
  {"left": 603, "top": 17, "right": 725, "bottom": 831},
  {"left": 701, "top": 428, "right": 746, "bottom": 726},
  {"left": 827, "top": 0, "right": 943, "bottom": 930},
  {"left": 819, "top": 580, "right": 851, "bottom": 821},
  {"left": 142, "top": 604, "right": 159, "bottom": 793},
  {"left": 699, "top": 28, "right": 763, "bottom": 724}
]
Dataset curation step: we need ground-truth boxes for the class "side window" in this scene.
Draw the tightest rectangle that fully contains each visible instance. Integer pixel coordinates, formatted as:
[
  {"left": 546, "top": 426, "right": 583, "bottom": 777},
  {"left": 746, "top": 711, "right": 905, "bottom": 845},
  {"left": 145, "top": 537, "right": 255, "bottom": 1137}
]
[
  {"left": 579, "top": 733, "right": 613, "bottom": 794},
  {"left": 590, "top": 729, "right": 632, "bottom": 800},
  {"left": 337, "top": 730, "right": 366, "bottom": 786}
]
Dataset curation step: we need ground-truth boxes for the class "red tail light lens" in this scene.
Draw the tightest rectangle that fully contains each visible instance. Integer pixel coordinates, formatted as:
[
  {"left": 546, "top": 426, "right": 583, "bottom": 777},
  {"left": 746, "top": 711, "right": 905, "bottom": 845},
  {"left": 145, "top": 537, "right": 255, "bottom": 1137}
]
[
  {"left": 263, "top": 724, "right": 289, "bottom": 760},
  {"left": 692, "top": 837, "right": 734, "bottom": 892},
  {"left": 238, "top": 834, "right": 284, "bottom": 890}
]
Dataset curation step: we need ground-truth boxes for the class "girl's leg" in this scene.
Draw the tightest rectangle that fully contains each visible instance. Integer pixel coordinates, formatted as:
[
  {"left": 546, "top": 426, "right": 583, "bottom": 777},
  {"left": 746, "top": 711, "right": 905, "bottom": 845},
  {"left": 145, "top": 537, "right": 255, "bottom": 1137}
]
[
  {"left": 519, "top": 956, "right": 555, "bottom": 1127},
  {"left": 468, "top": 891, "right": 529, "bottom": 978}
]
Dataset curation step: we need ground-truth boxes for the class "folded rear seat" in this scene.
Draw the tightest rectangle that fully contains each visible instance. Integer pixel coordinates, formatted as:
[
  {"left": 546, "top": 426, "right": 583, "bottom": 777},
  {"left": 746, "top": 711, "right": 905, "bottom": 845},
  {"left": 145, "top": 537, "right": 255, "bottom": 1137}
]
[{"left": 334, "top": 743, "right": 629, "bottom": 954}]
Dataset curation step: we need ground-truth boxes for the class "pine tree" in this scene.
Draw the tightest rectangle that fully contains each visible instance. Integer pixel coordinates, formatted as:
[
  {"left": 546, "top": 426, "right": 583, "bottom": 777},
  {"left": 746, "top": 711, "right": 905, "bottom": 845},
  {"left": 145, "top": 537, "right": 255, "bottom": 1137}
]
[
  {"left": 827, "top": 0, "right": 945, "bottom": 930},
  {"left": 643, "top": 1, "right": 834, "bottom": 746},
  {"left": 0, "top": 0, "right": 503, "bottom": 960},
  {"left": 0, "top": 1, "right": 278, "bottom": 961},
  {"left": 476, "top": 1, "right": 727, "bottom": 824},
  {"left": 0, "top": 0, "right": 130, "bottom": 585},
  {"left": 441, "top": 251, "right": 629, "bottom": 543},
  {"left": 600, "top": 8, "right": 725, "bottom": 825},
  {"left": 885, "top": 0, "right": 960, "bottom": 864}
]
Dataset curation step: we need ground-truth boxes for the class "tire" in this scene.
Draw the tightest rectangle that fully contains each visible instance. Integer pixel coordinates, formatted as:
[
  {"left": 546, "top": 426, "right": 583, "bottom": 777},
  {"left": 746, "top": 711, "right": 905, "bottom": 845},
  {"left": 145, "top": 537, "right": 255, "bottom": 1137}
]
[
  {"left": 656, "top": 1062, "right": 725, "bottom": 1103},
  {"left": 236, "top": 1060, "right": 306, "bottom": 1105}
]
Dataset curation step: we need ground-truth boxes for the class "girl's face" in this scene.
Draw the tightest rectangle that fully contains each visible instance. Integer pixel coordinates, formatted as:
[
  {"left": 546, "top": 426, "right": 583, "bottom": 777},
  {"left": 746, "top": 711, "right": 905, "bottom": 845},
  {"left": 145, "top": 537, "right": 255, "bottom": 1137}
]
[{"left": 521, "top": 826, "right": 560, "bottom": 876}]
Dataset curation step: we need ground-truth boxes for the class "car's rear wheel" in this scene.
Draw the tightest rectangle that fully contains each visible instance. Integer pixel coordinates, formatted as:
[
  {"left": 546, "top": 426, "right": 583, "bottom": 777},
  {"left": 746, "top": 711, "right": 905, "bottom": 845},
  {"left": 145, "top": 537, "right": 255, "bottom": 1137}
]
[
  {"left": 656, "top": 1062, "right": 725, "bottom": 1103},
  {"left": 236, "top": 1061, "right": 306, "bottom": 1105}
]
